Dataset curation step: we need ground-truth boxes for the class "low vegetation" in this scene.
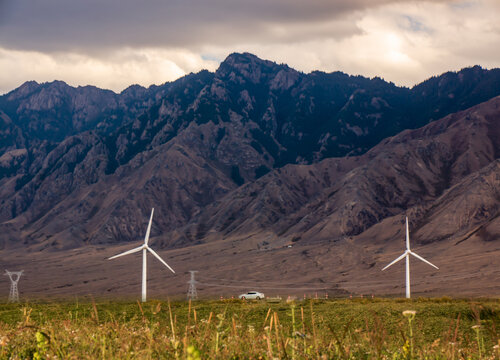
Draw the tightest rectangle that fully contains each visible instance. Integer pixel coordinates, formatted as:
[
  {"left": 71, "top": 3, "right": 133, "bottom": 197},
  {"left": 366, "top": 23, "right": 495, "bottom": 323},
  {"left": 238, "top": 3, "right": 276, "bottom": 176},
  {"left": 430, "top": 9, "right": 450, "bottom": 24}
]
[{"left": 0, "top": 297, "right": 499, "bottom": 359}]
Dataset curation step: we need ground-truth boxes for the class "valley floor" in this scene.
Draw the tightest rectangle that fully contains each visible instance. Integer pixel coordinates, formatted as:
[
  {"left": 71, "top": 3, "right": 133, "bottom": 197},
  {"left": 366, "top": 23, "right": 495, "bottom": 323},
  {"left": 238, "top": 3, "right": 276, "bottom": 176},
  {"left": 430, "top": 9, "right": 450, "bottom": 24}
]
[{"left": 1, "top": 231, "right": 499, "bottom": 301}]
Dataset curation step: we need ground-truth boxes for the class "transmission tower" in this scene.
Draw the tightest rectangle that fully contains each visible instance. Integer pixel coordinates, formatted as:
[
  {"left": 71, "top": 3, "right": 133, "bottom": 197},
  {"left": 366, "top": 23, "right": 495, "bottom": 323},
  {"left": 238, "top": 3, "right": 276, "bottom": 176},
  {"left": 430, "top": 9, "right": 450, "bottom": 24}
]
[
  {"left": 5, "top": 270, "right": 23, "bottom": 303},
  {"left": 187, "top": 271, "right": 198, "bottom": 300}
]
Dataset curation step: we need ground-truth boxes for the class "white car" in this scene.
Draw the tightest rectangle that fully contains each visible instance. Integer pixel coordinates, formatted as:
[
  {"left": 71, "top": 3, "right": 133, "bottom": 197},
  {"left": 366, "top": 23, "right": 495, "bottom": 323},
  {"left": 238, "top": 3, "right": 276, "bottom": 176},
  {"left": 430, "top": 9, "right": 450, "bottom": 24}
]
[{"left": 239, "top": 291, "right": 265, "bottom": 300}]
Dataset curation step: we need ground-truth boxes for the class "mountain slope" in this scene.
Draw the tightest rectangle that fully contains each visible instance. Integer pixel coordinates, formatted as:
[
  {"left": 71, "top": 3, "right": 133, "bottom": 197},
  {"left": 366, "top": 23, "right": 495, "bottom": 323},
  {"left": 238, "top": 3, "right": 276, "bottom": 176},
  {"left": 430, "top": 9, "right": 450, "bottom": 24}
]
[
  {"left": 2, "top": 54, "right": 500, "bottom": 249},
  {"left": 177, "top": 95, "right": 500, "bottom": 247}
]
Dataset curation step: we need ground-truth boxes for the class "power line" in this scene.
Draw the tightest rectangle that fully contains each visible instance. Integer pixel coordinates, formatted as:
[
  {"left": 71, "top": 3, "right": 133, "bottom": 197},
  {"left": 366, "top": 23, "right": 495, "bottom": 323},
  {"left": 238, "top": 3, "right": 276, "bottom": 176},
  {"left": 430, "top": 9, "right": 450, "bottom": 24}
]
[
  {"left": 196, "top": 281, "right": 329, "bottom": 291},
  {"left": 197, "top": 272, "right": 488, "bottom": 289},
  {"left": 197, "top": 275, "right": 336, "bottom": 287},
  {"left": 191, "top": 269, "right": 496, "bottom": 293},
  {"left": 197, "top": 275, "right": 309, "bottom": 285}
]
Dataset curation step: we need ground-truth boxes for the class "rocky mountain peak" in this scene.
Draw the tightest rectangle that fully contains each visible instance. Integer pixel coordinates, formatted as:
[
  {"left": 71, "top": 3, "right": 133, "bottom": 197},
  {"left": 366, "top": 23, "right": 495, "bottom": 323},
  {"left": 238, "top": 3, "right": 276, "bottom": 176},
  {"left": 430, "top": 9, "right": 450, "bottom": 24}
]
[
  {"left": 120, "top": 84, "right": 148, "bottom": 98},
  {"left": 222, "top": 52, "right": 275, "bottom": 68},
  {"left": 216, "top": 52, "right": 285, "bottom": 84},
  {"left": 6, "top": 80, "right": 40, "bottom": 101}
]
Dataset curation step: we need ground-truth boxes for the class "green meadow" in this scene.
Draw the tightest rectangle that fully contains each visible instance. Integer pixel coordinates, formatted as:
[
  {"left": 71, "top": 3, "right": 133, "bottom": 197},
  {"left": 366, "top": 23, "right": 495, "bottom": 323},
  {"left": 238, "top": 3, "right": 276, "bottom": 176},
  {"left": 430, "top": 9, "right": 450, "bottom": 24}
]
[{"left": 0, "top": 298, "right": 499, "bottom": 359}]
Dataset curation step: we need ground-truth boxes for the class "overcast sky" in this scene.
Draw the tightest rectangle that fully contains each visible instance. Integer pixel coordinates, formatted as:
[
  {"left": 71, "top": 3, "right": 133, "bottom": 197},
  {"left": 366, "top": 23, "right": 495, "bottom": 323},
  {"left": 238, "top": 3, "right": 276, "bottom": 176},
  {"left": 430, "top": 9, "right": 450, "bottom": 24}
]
[{"left": 1, "top": 0, "right": 499, "bottom": 94}]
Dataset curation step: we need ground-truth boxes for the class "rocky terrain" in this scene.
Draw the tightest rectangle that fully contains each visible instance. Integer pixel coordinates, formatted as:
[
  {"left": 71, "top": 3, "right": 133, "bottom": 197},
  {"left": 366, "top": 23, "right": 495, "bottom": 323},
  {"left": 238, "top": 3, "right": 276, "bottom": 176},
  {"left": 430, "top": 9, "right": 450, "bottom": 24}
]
[{"left": 0, "top": 53, "right": 499, "bottom": 298}]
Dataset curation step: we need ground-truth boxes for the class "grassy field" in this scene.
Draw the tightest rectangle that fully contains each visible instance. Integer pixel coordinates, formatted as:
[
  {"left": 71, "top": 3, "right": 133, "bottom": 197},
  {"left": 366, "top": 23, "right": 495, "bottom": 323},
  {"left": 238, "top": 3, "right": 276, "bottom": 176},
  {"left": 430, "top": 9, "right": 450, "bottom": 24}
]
[{"left": 0, "top": 297, "right": 499, "bottom": 359}]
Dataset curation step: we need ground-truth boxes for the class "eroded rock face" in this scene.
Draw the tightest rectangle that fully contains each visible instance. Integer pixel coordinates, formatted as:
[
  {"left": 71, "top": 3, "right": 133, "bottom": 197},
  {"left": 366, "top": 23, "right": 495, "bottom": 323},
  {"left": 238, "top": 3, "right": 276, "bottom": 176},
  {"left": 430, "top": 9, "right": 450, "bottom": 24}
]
[
  {"left": 0, "top": 53, "right": 500, "bottom": 250},
  {"left": 180, "top": 96, "right": 500, "bottom": 246}
]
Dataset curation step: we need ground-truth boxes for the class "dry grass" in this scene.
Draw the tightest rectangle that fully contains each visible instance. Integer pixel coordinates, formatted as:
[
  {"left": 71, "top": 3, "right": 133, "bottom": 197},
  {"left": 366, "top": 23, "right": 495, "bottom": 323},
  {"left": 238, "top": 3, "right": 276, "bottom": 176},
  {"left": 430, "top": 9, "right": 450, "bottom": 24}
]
[{"left": 0, "top": 297, "right": 499, "bottom": 359}]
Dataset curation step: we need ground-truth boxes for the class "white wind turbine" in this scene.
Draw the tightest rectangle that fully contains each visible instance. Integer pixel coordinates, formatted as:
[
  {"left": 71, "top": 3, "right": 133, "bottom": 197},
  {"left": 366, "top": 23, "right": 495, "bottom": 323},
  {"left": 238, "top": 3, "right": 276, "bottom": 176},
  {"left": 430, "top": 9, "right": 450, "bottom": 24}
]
[
  {"left": 108, "top": 208, "right": 175, "bottom": 302},
  {"left": 382, "top": 216, "right": 438, "bottom": 298}
]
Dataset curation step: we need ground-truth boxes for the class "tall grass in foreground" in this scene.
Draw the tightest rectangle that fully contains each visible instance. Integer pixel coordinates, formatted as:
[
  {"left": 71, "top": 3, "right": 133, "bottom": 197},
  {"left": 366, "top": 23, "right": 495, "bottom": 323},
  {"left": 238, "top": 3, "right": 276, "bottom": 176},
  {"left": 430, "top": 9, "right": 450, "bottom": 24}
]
[{"left": 0, "top": 298, "right": 498, "bottom": 359}]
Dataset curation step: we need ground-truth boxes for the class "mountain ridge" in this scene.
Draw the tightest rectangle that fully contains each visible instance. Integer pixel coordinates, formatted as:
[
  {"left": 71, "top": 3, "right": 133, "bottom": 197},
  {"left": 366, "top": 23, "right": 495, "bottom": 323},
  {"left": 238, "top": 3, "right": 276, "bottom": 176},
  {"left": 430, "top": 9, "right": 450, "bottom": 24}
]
[
  {"left": 2, "top": 53, "right": 500, "bottom": 248},
  {"left": 0, "top": 53, "right": 499, "bottom": 296}
]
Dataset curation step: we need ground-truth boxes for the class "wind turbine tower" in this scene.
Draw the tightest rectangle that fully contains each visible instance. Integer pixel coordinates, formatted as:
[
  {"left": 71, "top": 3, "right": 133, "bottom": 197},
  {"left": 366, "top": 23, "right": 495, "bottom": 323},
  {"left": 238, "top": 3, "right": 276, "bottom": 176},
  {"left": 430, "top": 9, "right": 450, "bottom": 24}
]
[
  {"left": 108, "top": 208, "right": 175, "bottom": 302},
  {"left": 187, "top": 271, "right": 198, "bottom": 300},
  {"left": 382, "top": 216, "right": 439, "bottom": 298},
  {"left": 5, "top": 270, "right": 23, "bottom": 303}
]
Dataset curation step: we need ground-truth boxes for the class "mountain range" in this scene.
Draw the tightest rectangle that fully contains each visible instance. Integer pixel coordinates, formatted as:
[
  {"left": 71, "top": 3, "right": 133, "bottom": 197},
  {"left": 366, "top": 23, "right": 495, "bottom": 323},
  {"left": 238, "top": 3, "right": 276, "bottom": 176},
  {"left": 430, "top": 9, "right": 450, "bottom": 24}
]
[{"left": 0, "top": 53, "right": 499, "bottom": 298}]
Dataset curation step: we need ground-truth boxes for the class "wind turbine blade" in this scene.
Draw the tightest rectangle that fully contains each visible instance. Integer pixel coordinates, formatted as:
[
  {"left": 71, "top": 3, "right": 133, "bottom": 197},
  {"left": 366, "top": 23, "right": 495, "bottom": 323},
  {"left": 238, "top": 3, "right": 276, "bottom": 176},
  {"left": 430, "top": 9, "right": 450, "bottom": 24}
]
[
  {"left": 409, "top": 251, "right": 439, "bottom": 269},
  {"left": 406, "top": 216, "right": 410, "bottom": 251},
  {"left": 382, "top": 252, "right": 407, "bottom": 271},
  {"left": 108, "top": 245, "right": 143, "bottom": 260},
  {"left": 144, "top": 208, "right": 154, "bottom": 245},
  {"left": 147, "top": 247, "right": 175, "bottom": 274}
]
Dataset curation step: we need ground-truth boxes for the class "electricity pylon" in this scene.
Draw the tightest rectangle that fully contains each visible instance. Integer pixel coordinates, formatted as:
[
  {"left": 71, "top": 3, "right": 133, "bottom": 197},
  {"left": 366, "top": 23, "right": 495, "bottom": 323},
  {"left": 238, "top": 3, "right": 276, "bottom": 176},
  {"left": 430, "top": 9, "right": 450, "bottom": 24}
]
[
  {"left": 5, "top": 270, "right": 23, "bottom": 303},
  {"left": 187, "top": 271, "right": 198, "bottom": 300}
]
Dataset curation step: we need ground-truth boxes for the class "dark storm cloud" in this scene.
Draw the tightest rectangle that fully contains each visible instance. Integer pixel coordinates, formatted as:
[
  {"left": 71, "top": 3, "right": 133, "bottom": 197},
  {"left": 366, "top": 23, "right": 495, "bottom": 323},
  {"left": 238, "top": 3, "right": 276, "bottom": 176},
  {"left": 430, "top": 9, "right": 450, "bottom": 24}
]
[
  {"left": 3, "top": 0, "right": 494, "bottom": 96},
  {"left": 0, "top": 0, "right": 444, "bottom": 53}
]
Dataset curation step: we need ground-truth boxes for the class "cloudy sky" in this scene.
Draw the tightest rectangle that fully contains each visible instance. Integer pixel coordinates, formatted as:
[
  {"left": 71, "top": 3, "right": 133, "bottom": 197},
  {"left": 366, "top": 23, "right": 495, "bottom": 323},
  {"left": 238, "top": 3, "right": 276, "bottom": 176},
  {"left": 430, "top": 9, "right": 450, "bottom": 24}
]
[{"left": 1, "top": 0, "right": 499, "bottom": 94}]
